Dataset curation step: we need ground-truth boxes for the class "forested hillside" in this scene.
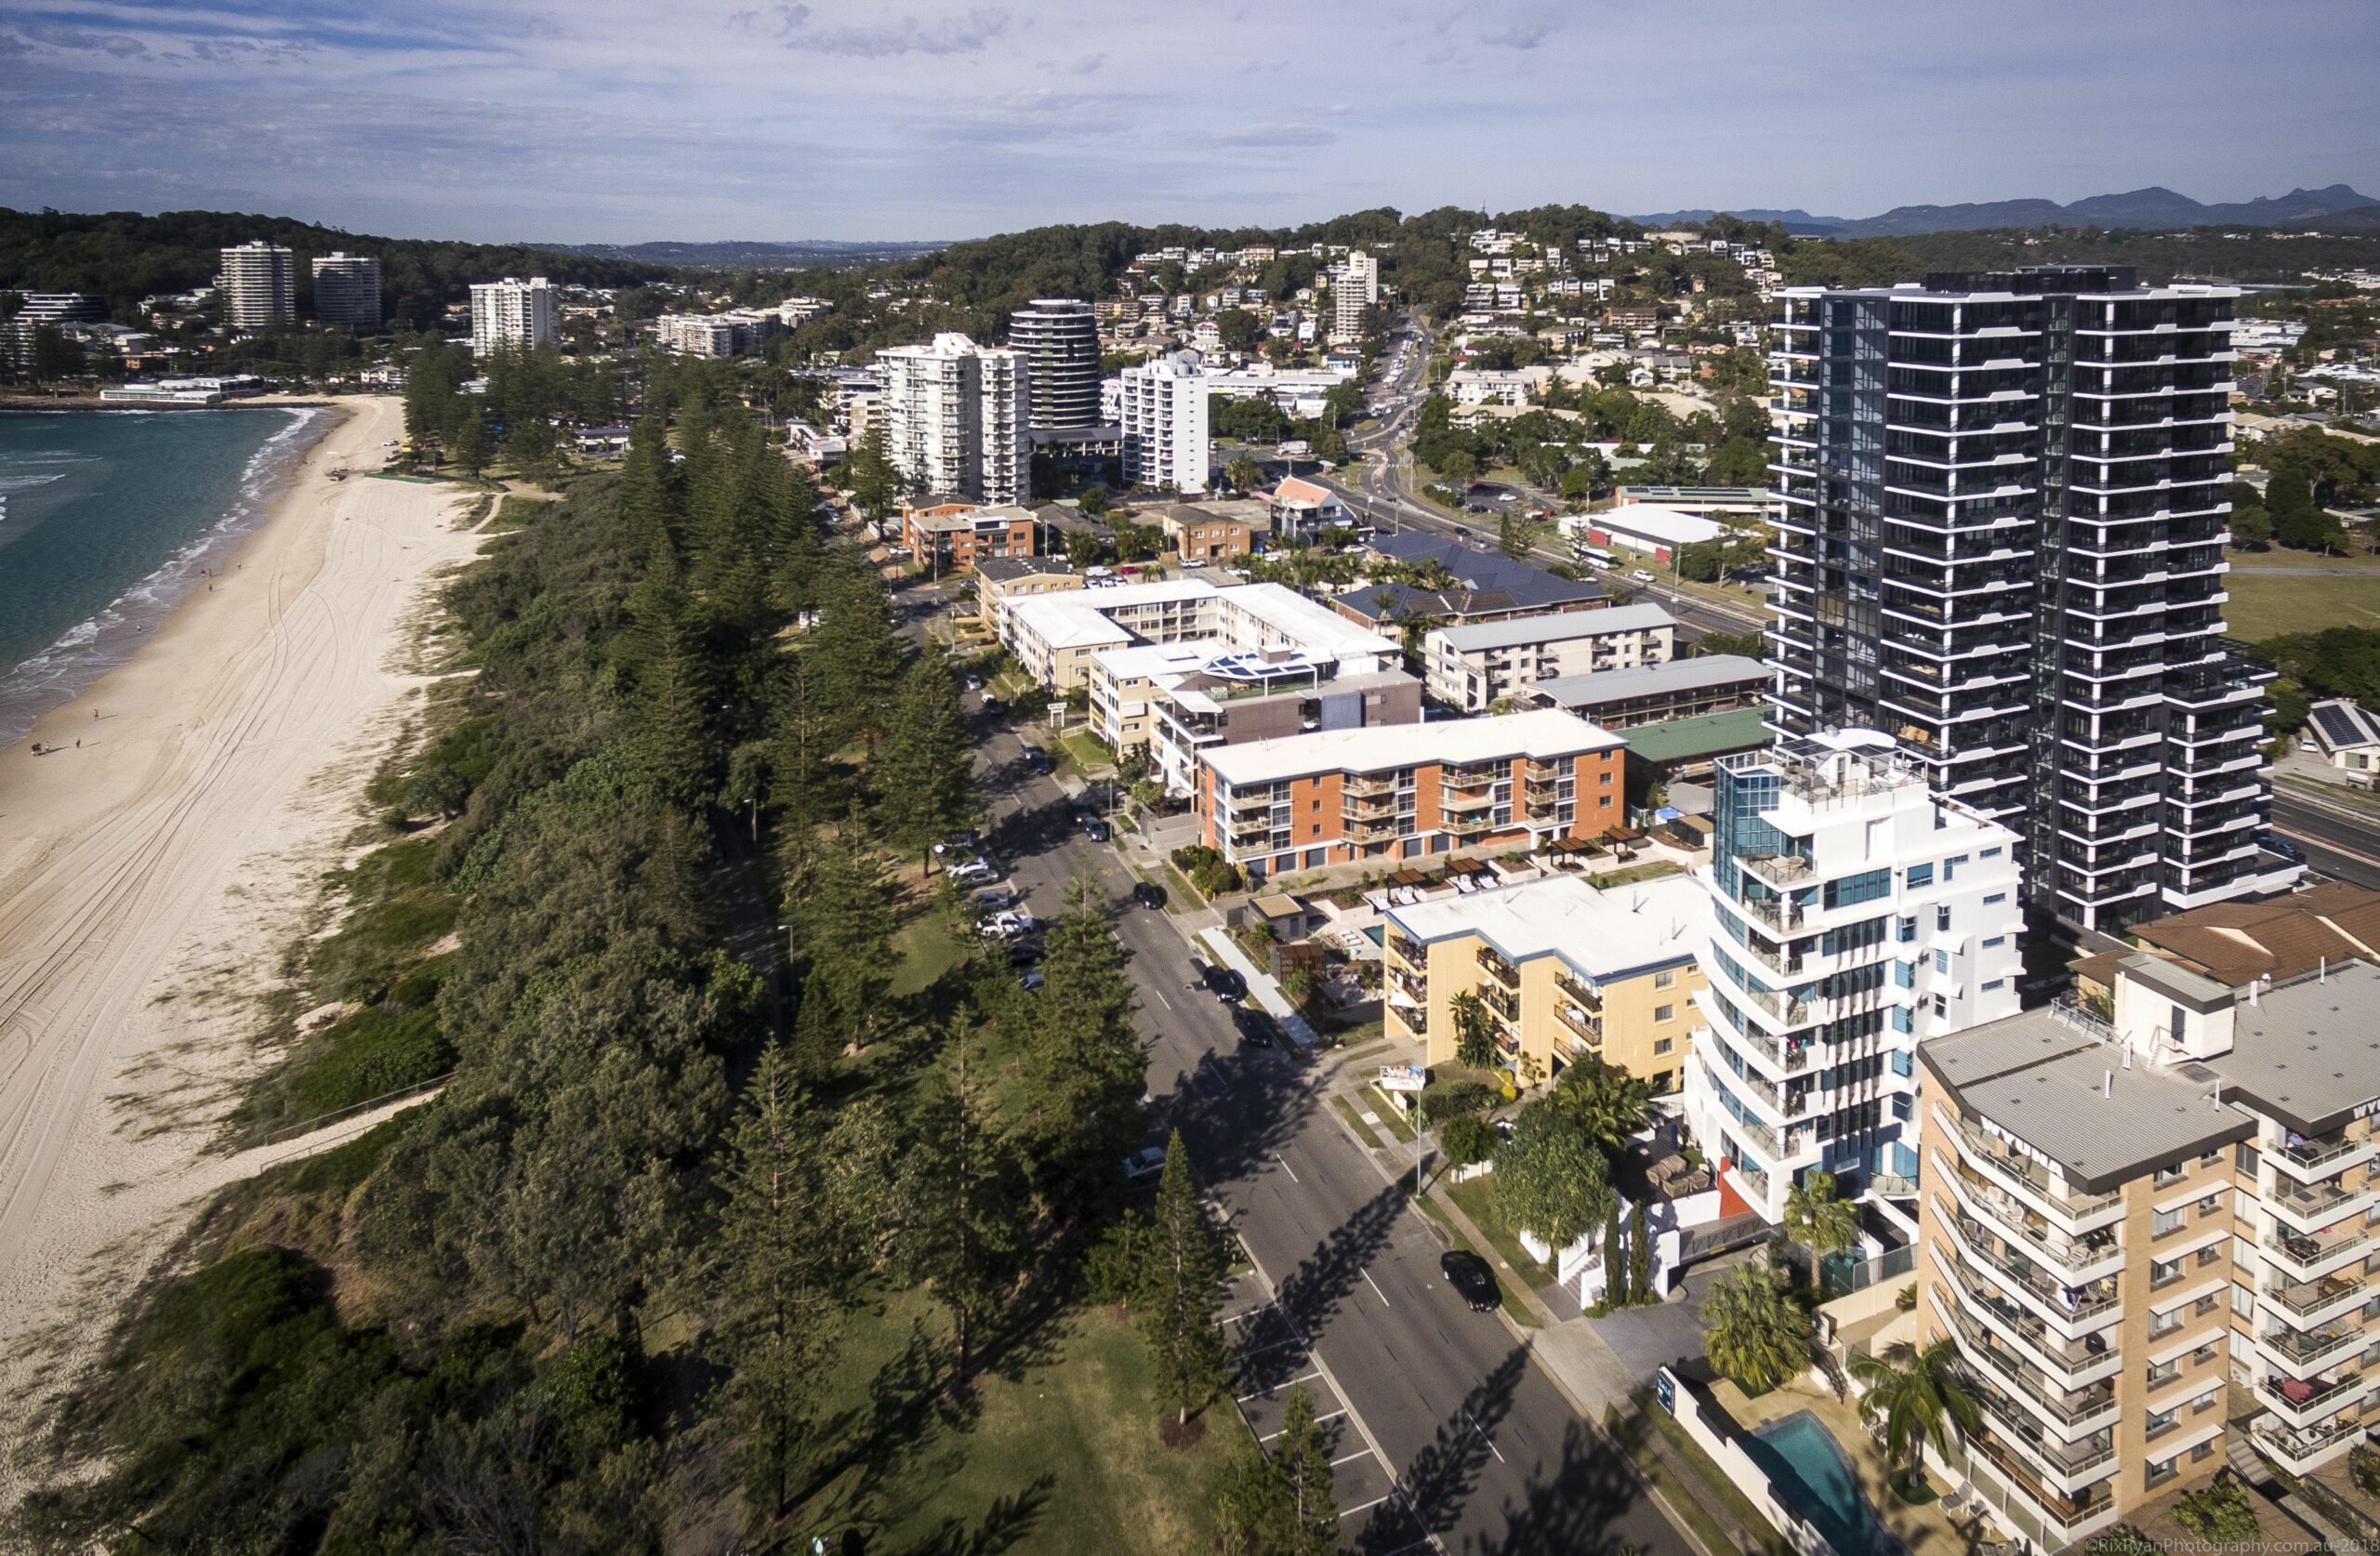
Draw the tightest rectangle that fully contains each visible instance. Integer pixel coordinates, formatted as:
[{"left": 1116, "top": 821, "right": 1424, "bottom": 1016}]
[{"left": 0, "top": 208, "right": 676, "bottom": 328}]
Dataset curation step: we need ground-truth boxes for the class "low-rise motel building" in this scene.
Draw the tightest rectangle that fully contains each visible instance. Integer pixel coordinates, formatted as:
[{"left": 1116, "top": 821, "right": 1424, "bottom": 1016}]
[
  {"left": 1383, "top": 873, "right": 1706, "bottom": 1093},
  {"left": 1914, "top": 954, "right": 2380, "bottom": 1546},
  {"left": 1193, "top": 707, "right": 1624, "bottom": 884}
]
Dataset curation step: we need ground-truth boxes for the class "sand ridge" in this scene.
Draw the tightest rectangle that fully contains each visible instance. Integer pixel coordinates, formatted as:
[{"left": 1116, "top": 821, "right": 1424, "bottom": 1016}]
[{"left": 0, "top": 396, "right": 483, "bottom": 1498}]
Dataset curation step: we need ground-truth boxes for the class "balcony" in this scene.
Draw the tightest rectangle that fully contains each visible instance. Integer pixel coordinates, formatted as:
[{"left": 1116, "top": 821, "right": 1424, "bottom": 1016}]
[
  {"left": 2266, "top": 1270, "right": 2372, "bottom": 1326},
  {"left": 1940, "top": 1154, "right": 2123, "bottom": 1280},
  {"left": 2273, "top": 1129, "right": 2379, "bottom": 1182},
  {"left": 2265, "top": 1221, "right": 2375, "bottom": 1282},
  {"left": 1965, "top": 1433, "right": 2116, "bottom": 1543},
  {"left": 1445, "top": 812, "right": 1499, "bottom": 836},
  {"left": 2249, "top": 1410, "right": 2366, "bottom": 1475},
  {"left": 1480, "top": 982, "right": 1519, "bottom": 1022},
  {"left": 1387, "top": 967, "right": 1428, "bottom": 1006},
  {"left": 1740, "top": 851, "right": 1817, "bottom": 890},
  {"left": 2258, "top": 1318, "right": 2369, "bottom": 1375},
  {"left": 1732, "top": 1114, "right": 1813, "bottom": 1171},
  {"left": 2255, "top": 1370, "right": 2368, "bottom": 1429},
  {"left": 1475, "top": 946, "right": 1518, "bottom": 987},
  {"left": 1967, "top": 1380, "right": 2120, "bottom": 1491},
  {"left": 1346, "top": 773, "right": 1399, "bottom": 798},
  {"left": 1441, "top": 785, "right": 1497, "bottom": 813},
  {"left": 1934, "top": 1259, "right": 2122, "bottom": 1388},
  {"left": 2265, "top": 1169, "right": 2379, "bottom": 1231},
  {"left": 1939, "top": 1108, "right": 2124, "bottom": 1232},
  {"left": 1940, "top": 1209, "right": 2123, "bottom": 1335},
  {"left": 1937, "top": 1294, "right": 2120, "bottom": 1431}
]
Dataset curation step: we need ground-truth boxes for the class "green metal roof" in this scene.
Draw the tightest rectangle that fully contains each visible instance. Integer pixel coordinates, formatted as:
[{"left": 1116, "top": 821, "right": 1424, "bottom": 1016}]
[{"left": 1619, "top": 707, "right": 1771, "bottom": 765}]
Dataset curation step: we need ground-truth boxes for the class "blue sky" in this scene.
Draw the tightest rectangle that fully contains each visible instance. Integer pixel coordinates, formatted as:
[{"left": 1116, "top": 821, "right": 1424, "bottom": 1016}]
[{"left": 2, "top": 0, "right": 2375, "bottom": 244}]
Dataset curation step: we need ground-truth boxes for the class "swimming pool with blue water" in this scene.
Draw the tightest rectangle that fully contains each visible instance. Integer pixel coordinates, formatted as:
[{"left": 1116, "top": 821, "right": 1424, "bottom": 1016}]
[{"left": 1742, "top": 1410, "right": 1899, "bottom": 1556}]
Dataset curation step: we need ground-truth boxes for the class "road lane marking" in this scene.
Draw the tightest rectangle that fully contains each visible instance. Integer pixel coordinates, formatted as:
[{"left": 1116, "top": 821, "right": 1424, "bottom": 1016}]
[
  {"left": 1331, "top": 1448, "right": 1375, "bottom": 1466},
  {"left": 1465, "top": 1409, "right": 1505, "bottom": 1464},
  {"left": 1260, "top": 1408, "right": 1343, "bottom": 1441},
  {"left": 1150, "top": 986, "right": 1172, "bottom": 1011},
  {"left": 1338, "top": 1495, "right": 1392, "bottom": 1517},
  {"left": 1237, "top": 1369, "right": 1322, "bottom": 1403},
  {"left": 1362, "top": 1269, "right": 1391, "bottom": 1307},
  {"left": 1276, "top": 1153, "right": 1299, "bottom": 1183}
]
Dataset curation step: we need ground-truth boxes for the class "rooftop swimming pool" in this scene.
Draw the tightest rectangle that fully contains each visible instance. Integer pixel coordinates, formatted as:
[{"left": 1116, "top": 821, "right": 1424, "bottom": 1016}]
[{"left": 1743, "top": 1411, "right": 1898, "bottom": 1556}]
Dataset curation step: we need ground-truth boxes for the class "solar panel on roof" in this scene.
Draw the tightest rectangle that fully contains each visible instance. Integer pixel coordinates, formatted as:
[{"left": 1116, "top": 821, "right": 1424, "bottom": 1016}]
[{"left": 2309, "top": 703, "right": 2373, "bottom": 749}]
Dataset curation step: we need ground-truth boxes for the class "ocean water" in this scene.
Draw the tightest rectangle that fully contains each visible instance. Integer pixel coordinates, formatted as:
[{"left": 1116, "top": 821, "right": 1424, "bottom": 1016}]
[{"left": 0, "top": 407, "right": 320, "bottom": 744}]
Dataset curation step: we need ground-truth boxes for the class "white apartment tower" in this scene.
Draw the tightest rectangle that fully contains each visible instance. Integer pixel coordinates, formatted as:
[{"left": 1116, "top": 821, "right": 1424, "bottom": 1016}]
[
  {"left": 1118, "top": 350, "right": 1211, "bottom": 495},
  {"left": 1332, "top": 250, "right": 1379, "bottom": 341},
  {"left": 219, "top": 242, "right": 294, "bottom": 328},
  {"left": 311, "top": 252, "right": 383, "bottom": 327},
  {"left": 469, "top": 277, "right": 559, "bottom": 356},
  {"left": 1685, "top": 730, "right": 2024, "bottom": 1224},
  {"left": 875, "top": 333, "right": 1030, "bottom": 504}
]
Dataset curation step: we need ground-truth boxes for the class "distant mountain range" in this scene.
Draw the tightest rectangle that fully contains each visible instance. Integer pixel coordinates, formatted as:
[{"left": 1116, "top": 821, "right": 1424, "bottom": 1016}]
[
  {"left": 1629, "top": 184, "right": 2379, "bottom": 238},
  {"left": 528, "top": 238, "right": 948, "bottom": 270}
]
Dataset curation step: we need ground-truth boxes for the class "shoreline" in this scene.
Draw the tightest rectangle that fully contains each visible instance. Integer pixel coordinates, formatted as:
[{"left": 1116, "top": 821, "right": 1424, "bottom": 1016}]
[
  {"left": 0, "top": 401, "right": 330, "bottom": 746},
  {"left": 0, "top": 395, "right": 482, "bottom": 1502}
]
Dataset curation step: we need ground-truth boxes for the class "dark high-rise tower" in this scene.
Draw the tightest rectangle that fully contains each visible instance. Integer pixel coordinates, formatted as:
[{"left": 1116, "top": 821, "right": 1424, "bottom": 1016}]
[
  {"left": 1008, "top": 298, "right": 1101, "bottom": 430},
  {"left": 1765, "top": 267, "right": 2297, "bottom": 931}
]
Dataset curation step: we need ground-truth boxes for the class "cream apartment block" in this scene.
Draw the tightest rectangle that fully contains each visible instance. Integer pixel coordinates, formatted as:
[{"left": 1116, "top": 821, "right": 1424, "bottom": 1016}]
[
  {"left": 469, "top": 276, "right": 558, "bottom": 354},
  {"left": 973, "top": 557, "right": 1083, "bottom": 650},
  {"left": 1914, "top": 954, "right": 2380, "bottom": 1548},
  {"left": 876, "top": 333, "right": 1030, "bottom": 505},
  {"left": 1424, "top": 604, "right": 1679, "bottom": 713},
  {"left": 1384, "top": 873, "right": 1706, "bottom": 1094},
  {"left": 1686, "top": 731, "right": 2025, "bottom": 1224},
  {"left": 1008, "top": 577, "right": 1382, "bottom": 693}
]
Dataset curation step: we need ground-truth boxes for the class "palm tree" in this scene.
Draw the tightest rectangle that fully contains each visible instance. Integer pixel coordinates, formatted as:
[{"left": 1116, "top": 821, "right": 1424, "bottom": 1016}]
[
  {"left": 1849, "top": 1338, "right": 1982, "bottom": 1497},
  {"left": 1702, "top": 1265, "right": 1812, "bottom": 1393},
  {"left": 1783, "top": 1169, "right": 1860, "bottom": 1284},
  {"left": 1549, "top": 1054, "right": 1653, "bottom": 1154},
  {"left": 1449, "top": 989, "right": 1498, "bottom": 1070}
]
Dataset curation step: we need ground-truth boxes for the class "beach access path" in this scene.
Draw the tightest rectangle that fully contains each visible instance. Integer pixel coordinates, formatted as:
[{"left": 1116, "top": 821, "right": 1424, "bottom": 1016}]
[{"left": 0, "top": 396, "right": 480, "bottom": 1495}]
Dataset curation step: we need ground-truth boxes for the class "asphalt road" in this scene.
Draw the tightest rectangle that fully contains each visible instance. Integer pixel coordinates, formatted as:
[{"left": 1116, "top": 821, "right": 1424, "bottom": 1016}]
[
  {"left": 2272, "top": 789, "right": 2380, "bottom": 891},
  {"left": 1320, "top": 316, "right": 1769, "bottom": 644},
  {"left": 963, "top": 696, "right": 1697, "bottom": 1556}
]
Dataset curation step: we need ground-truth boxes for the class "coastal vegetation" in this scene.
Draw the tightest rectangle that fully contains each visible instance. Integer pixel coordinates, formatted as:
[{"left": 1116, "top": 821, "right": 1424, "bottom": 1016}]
[{"left": 14, "top": 390, "right": 1196, "bottom": 1551}]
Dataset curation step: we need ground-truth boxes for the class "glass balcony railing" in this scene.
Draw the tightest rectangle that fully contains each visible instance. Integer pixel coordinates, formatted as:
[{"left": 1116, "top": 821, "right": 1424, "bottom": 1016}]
[
  {"left": 2259, "top": 1321, "right": 2368, "bottom": 1372},
  {"left": 1941, "top": 1109, "right": 2123, "bottom": 1226},
  {"left": 1942, "top": 1156, "right": 2122, "bottom": 1276},
  {"left": 1939, "top": 1298, "right": 2120, "bottom": 1429},
  {"left": 2266, "top": 1222, "right": 2374, "bottom": 1277}
]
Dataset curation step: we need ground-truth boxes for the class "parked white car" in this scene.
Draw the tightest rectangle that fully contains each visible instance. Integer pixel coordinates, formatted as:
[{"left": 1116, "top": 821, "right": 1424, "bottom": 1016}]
[{"left": 948, "top": 857, "right": 998, "bottom": 885}]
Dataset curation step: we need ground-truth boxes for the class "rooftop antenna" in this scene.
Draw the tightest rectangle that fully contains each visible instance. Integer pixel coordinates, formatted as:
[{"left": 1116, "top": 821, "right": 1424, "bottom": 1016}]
[
  {"left": 2102, "top": 1069, "right": 2113, "bottom": 1099},
  {"left": 2248, "top": 977, "right": 2260, "bottom": 1008},
  {"left": 2321, "top": 956, "right": 2329, "bottom": 984}
]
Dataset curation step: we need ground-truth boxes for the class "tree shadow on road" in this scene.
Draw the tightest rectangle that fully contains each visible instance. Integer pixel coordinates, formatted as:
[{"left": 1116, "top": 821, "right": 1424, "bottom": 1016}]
[
  {"left": 1353, "top": 1345, "right": 1527, "bottom": 1553},
  {"left": 1230, "top": 1180, "right": 1407, "bottom": 1397}
]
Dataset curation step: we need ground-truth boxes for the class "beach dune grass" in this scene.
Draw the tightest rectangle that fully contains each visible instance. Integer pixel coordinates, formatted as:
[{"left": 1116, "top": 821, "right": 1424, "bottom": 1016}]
[
  {"left": 307, "top": 838, "right": 458, "bottom": 1003},
  {"left": 231, "top": 958, "right": 455, "bottom": 1142}
]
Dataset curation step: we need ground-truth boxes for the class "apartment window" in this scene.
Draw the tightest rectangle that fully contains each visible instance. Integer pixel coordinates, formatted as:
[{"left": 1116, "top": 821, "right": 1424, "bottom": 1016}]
[
  {"left": 2146, "top": 1457, "right": 2179, "bottom": 1489},
  {"left": 1903, "top": 863, "right": 1934, "bottom": 890},
  {"left": 2149, "top": 1308, "right": 2183, "bottom": 1338},
  {"left": 2195, "top": 1245, "right": 2222, "bottom": 1268},
  {"left": 2195, "top": 1391, "right": 2219, "bottom": 1417},
  {"left": 1828, "top": 869, "right": 1890, "bottom": 908},
  {"left": 1981, "top": 846, "right": 2003, "bottom": 859},
  {"left": 1654, "top": 1037, "right": 1674, "bottom": 1056},
  {"left": 1895, "top": 960, "right": 1915, "bottom": 989},
  {"left": 1654, "top": 969, "right": 1676, "bottom": 990},
  {"left": 2146, "top": 1407, "right": 2177, "bottom": 1441},
  {"left": 2152, "top": 1207, "right": 2185, "bottom": 1238},
  {"left": 1892, "top": 1095, "right": 1912, "bottom": 1122},
  {"left": 1599, "top": 771, "right": 1613, "bottom": 785},
  {"left": 1981, "top": 935, "right": 2005, "bottom": 950},
  {"left": 1932, "top": 994, "right": 1946, "bottom": 1018},
  {"left": 1941, "top": 853, "right": 1968, "bottom": 881},
  {"left": 1932, "top": 950, "right": 1949, "bottom": 975},
  {"left": 1936, "top": 904, "right": 1951, "bottom": 932},
  {"left": 2198, "top": 1193, "right": 2225, "bottom": 1218},
  {"left": 2153, "top": 1165, "right": 2187, "bottom": 1189},
  {"left": 1897, "top": 916, "right": 1917, "bottom": 943},
  {"left": 1983, "top": 892, "right": 2007, "bottom": 906},
  {"left": 1891, "top": 1049, "right": 1913, "bottom": 1077},
  {"left": 2150, "top": 1256, "right": 2182, "bottom": 1287},
  {"left": 2194, "top": 1293, "right": 2219, "bottom": 1317},
  {"left": 1892, "top": 1008, "right": 1913, "bottom": 1035},
  {"left": 2146, "top": 1359, "right": 2179, "bottom": 1387},
  {"left": 1981, "top": 979, "right": 2004, "bottom": 993},
  {"left": 2191, "top": 1439, "right": 2216, "bottom": 1463},
  {"left": 1311, "top": 798, "right": 1321, "bottom": 811},
  {"left": 1654, "top": 1004, "right": 1676, "bottom": 1022}
]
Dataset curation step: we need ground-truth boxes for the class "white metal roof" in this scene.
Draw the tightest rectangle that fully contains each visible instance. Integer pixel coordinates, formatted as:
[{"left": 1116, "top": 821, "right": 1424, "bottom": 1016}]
[
  {"left": 1386, "top": 873, "right": 1706, "bottom": 980},
  {"left": 1203, "top": 707, "right": 1620, "bottom": 786},
  {"left": 1429, "top": 603, "right": 1678, "bottom": 656}
]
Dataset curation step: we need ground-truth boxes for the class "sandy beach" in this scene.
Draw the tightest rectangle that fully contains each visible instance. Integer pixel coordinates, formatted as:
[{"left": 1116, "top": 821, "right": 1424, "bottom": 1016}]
[{"left": 0, "top": 396, "right": 482, "bottom": 1493}]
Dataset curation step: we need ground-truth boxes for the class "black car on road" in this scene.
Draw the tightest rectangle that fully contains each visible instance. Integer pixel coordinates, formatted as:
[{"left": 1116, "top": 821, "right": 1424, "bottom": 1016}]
[
  {"left": 1131, "top": 880, "right": 1167, "bottom": 910},
  {"left": 1202, "top": 964, "right": 1248, "bottom": 1002},
  {"left": 1440, "top": 1249, "right": 1499, "bottom": 1312}
]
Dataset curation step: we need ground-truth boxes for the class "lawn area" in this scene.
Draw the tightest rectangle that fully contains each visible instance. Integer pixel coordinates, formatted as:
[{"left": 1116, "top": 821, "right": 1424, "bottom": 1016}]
[
  {"left": 1162, "top": 864, "right": 1209, "bottom": 910},
  {"left": 888, "top": 911, "right": 973, "bottom": 999},
  {"left": 1444, "top": 1174, "right": 1552, "bottom": 1288},
  {"left": 1330, "top": 1094, "right": 1385, "bottom": 1151},
  {"left": 2227, "top": 547, "right": 2380, "bottom": 571},
  {"left": 1056, "top": 728, "right": 1113, "bottom": 772},
  {"left": 2226, "top": 571, "right": 2380, "bottom": 640},
  {"left": 1590, "top": 859, "right": 1686, "bottom": 890},
  {"left": 1363, "top": 1086, "right": 1417, "bottom": 1142},
  {"left": 809, "top": 1286, "right": 1232, "bottom": 1555},
  {"left": 990, "top": 666, "right": 1036, "bottom": 701}
]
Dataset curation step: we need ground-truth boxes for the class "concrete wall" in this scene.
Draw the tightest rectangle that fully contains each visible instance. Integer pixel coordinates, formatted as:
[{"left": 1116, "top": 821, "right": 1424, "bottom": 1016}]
[{"left": 1659, "top": 1369, "right": 1838, "bottom": 1556}]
